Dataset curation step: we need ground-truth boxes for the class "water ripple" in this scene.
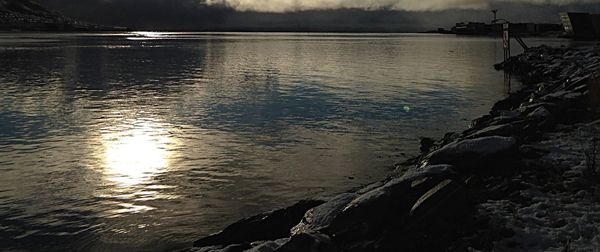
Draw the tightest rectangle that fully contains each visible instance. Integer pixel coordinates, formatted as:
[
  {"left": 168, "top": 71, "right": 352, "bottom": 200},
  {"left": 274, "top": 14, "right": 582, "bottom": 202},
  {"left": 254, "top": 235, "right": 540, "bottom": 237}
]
[{"left": 0, "top": 32, "right": 577, "bottom": 251}]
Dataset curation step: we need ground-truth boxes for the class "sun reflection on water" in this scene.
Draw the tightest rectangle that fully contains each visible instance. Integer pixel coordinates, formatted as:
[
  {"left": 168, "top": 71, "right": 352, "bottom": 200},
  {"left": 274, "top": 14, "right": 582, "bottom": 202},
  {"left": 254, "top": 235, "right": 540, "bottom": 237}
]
[{"left": 101, "top": 120, "right": 174, "bottom": 187}]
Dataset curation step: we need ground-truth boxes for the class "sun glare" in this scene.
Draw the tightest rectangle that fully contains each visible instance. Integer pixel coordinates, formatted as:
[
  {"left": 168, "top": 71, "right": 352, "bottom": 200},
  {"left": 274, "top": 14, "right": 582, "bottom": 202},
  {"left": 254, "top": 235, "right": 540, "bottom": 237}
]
[
  {"left": 102, "top": 120, "right": 173, "bottom": 186},
  {"left": 127, "top": 31, "right": 169, "bottom": 40}
]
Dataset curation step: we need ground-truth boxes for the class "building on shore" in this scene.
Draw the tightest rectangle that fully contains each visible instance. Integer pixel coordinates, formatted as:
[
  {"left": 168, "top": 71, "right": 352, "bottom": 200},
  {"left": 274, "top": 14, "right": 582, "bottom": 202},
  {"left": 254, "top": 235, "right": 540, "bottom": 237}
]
[
  {"left": 451, "top": 22, "right": 562, "bottom": 36},
  {"left": 560, "top": 12, "right": 600, "bottom": 39}
]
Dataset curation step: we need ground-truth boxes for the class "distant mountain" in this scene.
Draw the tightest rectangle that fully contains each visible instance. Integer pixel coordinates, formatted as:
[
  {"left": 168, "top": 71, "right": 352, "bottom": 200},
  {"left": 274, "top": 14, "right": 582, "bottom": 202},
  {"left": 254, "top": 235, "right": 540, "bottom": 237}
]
[{"left": 0, "top": 0, "right": 127, "bottom": 31}]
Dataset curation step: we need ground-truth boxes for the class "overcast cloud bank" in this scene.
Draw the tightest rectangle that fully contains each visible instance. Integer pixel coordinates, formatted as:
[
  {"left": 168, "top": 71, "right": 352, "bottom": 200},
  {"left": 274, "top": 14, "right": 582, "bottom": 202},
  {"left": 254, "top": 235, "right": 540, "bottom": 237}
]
[{"left": 204, "top": 0, "right": 600, "bottom": 12}]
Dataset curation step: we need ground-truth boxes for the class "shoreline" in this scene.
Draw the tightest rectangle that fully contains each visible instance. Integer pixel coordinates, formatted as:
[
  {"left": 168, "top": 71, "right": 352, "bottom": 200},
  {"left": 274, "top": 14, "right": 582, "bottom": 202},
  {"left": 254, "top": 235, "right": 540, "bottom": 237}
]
[{"left": 186, "top": 44, "right": 600, "bottom": 251}]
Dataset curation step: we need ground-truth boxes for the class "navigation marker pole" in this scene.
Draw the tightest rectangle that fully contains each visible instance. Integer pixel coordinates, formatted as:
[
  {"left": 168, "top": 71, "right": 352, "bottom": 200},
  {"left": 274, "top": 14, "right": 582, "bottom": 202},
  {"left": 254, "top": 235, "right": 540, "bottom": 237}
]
[{"left": 503, "top": 23, "right": 511, "bottom": 61}]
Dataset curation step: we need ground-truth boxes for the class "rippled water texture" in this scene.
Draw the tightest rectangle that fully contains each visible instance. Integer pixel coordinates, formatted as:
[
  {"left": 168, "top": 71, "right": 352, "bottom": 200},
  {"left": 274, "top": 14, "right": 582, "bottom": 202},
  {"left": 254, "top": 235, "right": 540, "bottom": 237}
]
[{"left": 0, "top": 33, "right": 575, "bottom": 251}]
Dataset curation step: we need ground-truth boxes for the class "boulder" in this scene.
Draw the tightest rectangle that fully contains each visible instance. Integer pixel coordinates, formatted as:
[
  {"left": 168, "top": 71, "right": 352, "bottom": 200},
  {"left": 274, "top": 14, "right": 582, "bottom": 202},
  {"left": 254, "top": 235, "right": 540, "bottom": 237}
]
[
  {"left": 424, "top": 136, "right": 517, "bottom": 169},
  {"left": 374, "top": 179, "right": 469, "bottom": 251},
  {"left": 524, "top": 106, "right": 557, "bottom": 130},
  {"left": 406, "top": 179, "right": 469, "bottom": 241},
  {"left": 491, "top": 110, "right": 521, "bottom": 119},
  {"left": 465, "top": 123, "right": 516, "bottom": 139},
  {"left": 246, "top": 238, "right": 290, "bottom": 252},
  {"left": 189, "top": 246, "right": 224, "bottom": 252},
  {"left": 291, "top": 193, "right": 357, "bottom": 235},
  {"left": 278, "top": 232, "right": 340, "bottom": 252},
  {"left": 409, "top": 179, "right": 467, "bottom": 220},
  {"left": 518, "top": 102, "right": 553, "bottom": 115},
  {"left": 564, "top": 73, "right": 591, "bottom": 91},
  {"left": 401, "top": 164, "right": 456, "bottom": 182},
  {"left": 194, "top": 200, "right": 324, "bottom": 247},
  {"left": 189, "top": 244, "right": 250, "bottom": 252},
  {"left": 563, "top": 92, "right": 584, "bottom": 100},
  {"left": 527, "top": 106, "right": 552, "bottom": 119},
  {"left": 355, "top": 181, "right": 385, "bottom": 194},
  {"left": 488, "top": 116, "right": 522, "bottom": 126},
  {"left": 491, "top": 91, "right": 530, "bottom": 111},
  {"left": 441, "top": 132, "right": 460, "bottom": 146},
  {"left": 293, "top": 168, "right": 451, "bottom": 247},
  {"left": 325, "top": 178, "right": 412, "bottom": 243}
]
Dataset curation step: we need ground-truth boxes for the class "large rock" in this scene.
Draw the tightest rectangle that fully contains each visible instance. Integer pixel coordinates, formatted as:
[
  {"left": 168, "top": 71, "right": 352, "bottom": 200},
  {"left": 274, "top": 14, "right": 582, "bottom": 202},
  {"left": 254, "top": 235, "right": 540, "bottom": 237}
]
[
  {"left": 465, "top": 123, "right": 516, "bottom": 139},
  {"left": 189, "top": 244, "right": 250, "bottom": 252},
  {"left": 245, "top": 238, "right": 290, "bottom": 252},
  {"left": 409, "top": 179, "right": 467, "bottom": 221},
  {"left": 527, "top": 106, "right": 552, "bottom": 119},
  {"left": 491, "top": 91, "right": 530, "bottom": 111},
  {"left": 400, "top": 164, "right": 456, "bottom": 182},
  {"left": 404, "top": 179, "right": 468, "bottom": 249},
  {"left": 291, "top": 193, "right": 357, "bottom": 235},
  {"left": 293, "top": 166, "right": 454, "bottom": 247},
  {"left": 278, "top": 232, "right": 339, "bottom": 252},
  {"left": 325, "top": 178, "right": 412, "bottom": 244},
  {"left": 194, "top": 200, "right": 324, "bottom": 248},
  {"left": 374, "top": 179, "right": 469, "bottom": 251},
  {"left": 424, "top": 136, "right": 517, "bottom": 169}
]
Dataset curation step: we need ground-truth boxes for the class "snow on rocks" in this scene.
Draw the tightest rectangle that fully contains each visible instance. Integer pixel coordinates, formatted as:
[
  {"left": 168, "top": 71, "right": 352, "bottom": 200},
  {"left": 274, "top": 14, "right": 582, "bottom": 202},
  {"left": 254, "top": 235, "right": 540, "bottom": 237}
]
[
  {"left": 193, "top": 200, "right": 324, "bottom": 248},
  {"left": 290, "top": 193, "right": 357, "bottom": 235},
  {"left": 480, "top": 122, "right": 600, "bottom": 252}
]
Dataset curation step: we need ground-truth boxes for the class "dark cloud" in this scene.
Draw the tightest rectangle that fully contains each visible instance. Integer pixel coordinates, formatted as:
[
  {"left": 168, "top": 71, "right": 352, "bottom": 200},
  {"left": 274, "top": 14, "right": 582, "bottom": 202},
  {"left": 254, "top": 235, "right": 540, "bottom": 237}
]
[{"left": 39, "top": 0, "right": 600, "bottom": 31}]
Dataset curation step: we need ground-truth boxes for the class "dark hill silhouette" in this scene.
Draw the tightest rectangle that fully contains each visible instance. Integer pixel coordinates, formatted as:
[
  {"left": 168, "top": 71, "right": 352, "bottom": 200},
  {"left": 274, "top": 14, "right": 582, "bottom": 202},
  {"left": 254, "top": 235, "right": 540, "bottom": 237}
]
[{"left": 0, "top": 0, "right": 127, "bottom": 31}]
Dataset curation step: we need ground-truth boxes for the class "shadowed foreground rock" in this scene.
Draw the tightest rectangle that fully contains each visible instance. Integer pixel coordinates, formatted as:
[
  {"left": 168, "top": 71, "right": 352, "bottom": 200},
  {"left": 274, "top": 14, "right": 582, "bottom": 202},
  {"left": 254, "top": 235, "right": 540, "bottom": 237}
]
[
  {"left": 190, "top": 165, "right": 470, "bottom": 252},
  {"left": 423, "top": 136, "right": 517, "bottom": 169},
  {"left": 189, "top": 45, "right": 600, "bottom": 251},
  {"left": 193, "top": 200, "right": 324, "bottom": 248}
]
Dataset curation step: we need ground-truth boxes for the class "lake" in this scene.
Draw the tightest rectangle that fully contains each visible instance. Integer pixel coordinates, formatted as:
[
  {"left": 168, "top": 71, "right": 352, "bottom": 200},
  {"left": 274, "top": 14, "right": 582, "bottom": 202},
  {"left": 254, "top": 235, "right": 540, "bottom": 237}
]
[{"left": 0, "top": 32, "right": 575, "bottom": 251}]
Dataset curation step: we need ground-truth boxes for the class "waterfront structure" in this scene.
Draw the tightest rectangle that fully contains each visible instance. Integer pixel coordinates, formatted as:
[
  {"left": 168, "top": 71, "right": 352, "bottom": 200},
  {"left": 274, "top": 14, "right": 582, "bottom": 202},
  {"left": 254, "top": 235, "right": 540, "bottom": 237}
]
[
  {"left": 452, "top": 22, "right": 562, "bottom": 36},
  {"left": 560, "top": 12, "right": 600, "bottom": 38}
]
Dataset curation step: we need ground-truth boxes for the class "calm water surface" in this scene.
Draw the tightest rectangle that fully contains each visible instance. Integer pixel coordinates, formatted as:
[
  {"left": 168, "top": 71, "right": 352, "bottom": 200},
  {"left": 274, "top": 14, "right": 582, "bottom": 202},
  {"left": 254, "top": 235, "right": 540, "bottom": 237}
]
[{"left": 0, "top": 32, "right": 574, "bottom": 251}]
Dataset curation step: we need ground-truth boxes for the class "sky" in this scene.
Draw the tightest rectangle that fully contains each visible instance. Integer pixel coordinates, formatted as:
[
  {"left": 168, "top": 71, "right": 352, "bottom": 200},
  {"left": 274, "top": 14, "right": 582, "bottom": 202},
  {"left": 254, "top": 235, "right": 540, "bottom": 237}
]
[{"left": 39, "top": 0, "right": 600, "bottom": 31}]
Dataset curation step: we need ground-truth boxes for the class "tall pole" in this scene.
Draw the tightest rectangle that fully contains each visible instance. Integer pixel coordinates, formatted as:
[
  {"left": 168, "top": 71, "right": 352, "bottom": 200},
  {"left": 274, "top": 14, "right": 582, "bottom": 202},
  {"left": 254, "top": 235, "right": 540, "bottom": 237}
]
[{"left": 503, "top": 23, "right": 511, "bottom": 61}]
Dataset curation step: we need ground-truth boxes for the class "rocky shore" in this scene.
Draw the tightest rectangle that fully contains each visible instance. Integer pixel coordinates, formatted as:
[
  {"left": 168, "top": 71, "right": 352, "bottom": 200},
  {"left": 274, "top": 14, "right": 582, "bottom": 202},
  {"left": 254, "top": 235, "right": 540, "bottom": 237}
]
[{"left": 187, "top": 45, "right": 600, "bottom": 252}]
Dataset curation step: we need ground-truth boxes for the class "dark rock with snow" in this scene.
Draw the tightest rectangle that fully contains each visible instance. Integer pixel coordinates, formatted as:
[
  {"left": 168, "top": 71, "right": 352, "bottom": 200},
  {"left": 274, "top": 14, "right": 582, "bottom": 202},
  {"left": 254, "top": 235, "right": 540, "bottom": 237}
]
[
  {"left": 400, "top": 164, "right": 456, "bottom": 181},
  {"left": 409, "top": 179, "right": 468, "bottom": 221},
  {"left": 368, "top": 179, "right": 469, "bottom": 252},
  {"left": 189, "top": 244, "right": 250, "bottom": 252},
  {"left": 245, "top": 238, "right": 290, "bottom": 252},
  {"left": 194, "top": 200, "right": 324, "bottom": 248},
  {"left": 291, "top": 194, "right": 357, "bottom": 235},
  {"left": 278, "top": 232, "right": 339, "bottom": 252},
  {"left": 292, "top": 165, "right": 457, "bottom": 249},
  {"left": 424, "top": 136, "right": 517, "bottom": 169},
  {"left": 324, "top": 178, "right": 413, "bottom": 244}
]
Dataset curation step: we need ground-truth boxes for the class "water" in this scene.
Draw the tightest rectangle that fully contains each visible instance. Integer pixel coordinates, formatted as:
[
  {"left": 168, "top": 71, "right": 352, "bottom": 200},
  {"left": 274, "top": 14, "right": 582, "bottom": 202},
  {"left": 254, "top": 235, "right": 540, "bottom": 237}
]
[{"left": 0, "top": 32, "right": 573, "bottom": 251}]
